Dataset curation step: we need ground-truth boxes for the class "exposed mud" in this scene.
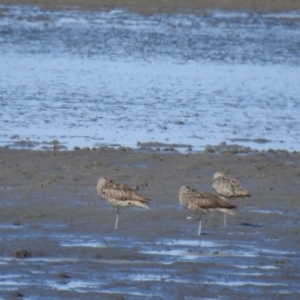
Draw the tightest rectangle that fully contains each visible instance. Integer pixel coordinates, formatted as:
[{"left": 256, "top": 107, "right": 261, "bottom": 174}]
[
  {"left": 1, "top": 0, "right": 300, "bottom": 13},
  {"left": 0, "top": 147, "right": 299, "bottom": 298},
  {"left": 1, "top": 0, "right": 300, "bottom": 298}
]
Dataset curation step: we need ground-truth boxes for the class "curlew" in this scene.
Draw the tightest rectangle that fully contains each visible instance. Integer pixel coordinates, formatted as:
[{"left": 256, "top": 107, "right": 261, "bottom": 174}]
[
  {"left": 213, "top": 171, "right": 250, "bottom": 225},
  {"left": 212, "top": 171, "right": 250, "bottom": 198},
  {"left": 96, "top": 176, "right": 151, "bottom": 229},
  {"left": 179, "top": 185, "right": 236, "bottom": 235}
]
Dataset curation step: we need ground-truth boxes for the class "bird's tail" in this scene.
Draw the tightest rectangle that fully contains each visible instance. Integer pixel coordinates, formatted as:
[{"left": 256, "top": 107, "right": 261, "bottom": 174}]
[
  {"left": 217, "top": 208, "right": 236, "bottom": 215},
  {"left": 235, "top": 188, "right": 250, "bottom": 197},
  {"left": 128, "top": 201, "right": 149, "bottom": 209}
]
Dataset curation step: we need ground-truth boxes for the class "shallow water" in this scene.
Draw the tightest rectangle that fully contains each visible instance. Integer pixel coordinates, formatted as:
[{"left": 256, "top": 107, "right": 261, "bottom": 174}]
[
  {"left": 0, "top": 5, "right": 300, "bottom": 151},
  {"left": 1, "top": 222, "right": 300, "bottom": 299}
]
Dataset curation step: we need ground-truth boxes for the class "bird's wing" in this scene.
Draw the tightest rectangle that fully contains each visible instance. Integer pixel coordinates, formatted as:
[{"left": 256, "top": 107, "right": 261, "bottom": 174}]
[
  {"left": 192, "top": 191, "right": 236, "bottom": 209},
  {"left": 228, "top": 177, "right": 250, "bottom": 196},
  {"left": 213, "top": 177, "right": 238, "bottom": 196},
  {"left": 102, "top": 180, "right": 150, "bottom": 203},
  {"left": 228, "top": 176, "right": 243, "bottom": 188}
]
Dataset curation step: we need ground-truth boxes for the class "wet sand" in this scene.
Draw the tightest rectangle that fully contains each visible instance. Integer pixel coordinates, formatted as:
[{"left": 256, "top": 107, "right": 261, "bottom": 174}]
[
  {"left": 1, "top": 0, "right": 300, "bottom": 298},
  {"left": 1, "top": 147, "right": 300, "bottom": 298},
  {"left": 1, "top": 0, "right": 300, "bottom": 13}
]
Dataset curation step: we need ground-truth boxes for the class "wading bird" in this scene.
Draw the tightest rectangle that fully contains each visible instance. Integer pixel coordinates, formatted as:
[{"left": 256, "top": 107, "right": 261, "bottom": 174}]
[
  {"left": 213, "top": 171, "right": 250, "bottom": 225},
  {"left": 96, "top": 176, "right": 151, "bottom": 229},
  {"left": 213, "top": 171, "right": 250, "bottom": 198},
  {"left": 179, "top": 185, "right": 236, "bottom": 235}
]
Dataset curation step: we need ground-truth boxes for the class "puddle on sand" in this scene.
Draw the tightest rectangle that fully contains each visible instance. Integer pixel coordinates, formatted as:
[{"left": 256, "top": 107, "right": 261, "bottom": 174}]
[
  {"left": 0, "top": 275, "right": 23, "bottom": 279},
  {"left": 57, "top": 234, "right": 225, "bottom": 248},
  {"left": 128, "top": 274, "right": 192, "bottom": 284},
  {"left": 0, "top": 256, "right": 172, "bottom": 265},
  {"left": 57, "top": 235, "right": 297, "bottom": 262},
  {"left": 0, "top": 280, "right": 32, "bottom": 287},
  {"left": 139, "top": 249, "right": 258, "bottom": 259},
  {"left": 205, "top": 280, "right": 289, "bottom": 287},
  {"left": 61, "top": 241, "right": 106, "bottom": 248},
  {"left": 150, "top": 239, "right": 224, "bottom": 247},
  {"left": 58, "top": 235, "right": 143, "bottom": 249},
  {"left": 258, "top": 248, "right": 298, "bottom": 255},
  {"left": 125, "top": 273, "right": 288, "bottom": 287},
  {"left": 245, "top": 208, "right": 283, "bottom": 215},
  {"left": 0, "top": 224, "right": 24, "bottom": 229},
  {"left": 0, "top": 276, "right": 157, "bottom": 297},
  {"left": 48, "top": 280, "right": 99, "bottom": 292},
  {"left": 241, "top": 206, "right": 299, "bottom": 217},
  {"left": 99, "top": 290, "right": 155, "bottom": 298},
  {"left": 95, "top": 259, "right": 172, "bottom": 265},
  {"left": 235, "top": 265, "right": 278, "bottom": 270},
  {"left": 54, "top": 233, "right": 105, "bottom": 247},
  {"left": 58, "top": 235, "right": 224, "bottom": 249},
  {"left": 232, "top": 272, "right": 267, "bottom": 276},
  {"left": 0, "top": 257, "right": 80, "bottom": 264}
]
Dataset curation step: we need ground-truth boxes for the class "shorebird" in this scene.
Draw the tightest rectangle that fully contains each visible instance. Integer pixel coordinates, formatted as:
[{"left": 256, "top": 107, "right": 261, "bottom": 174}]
[
  {"left": 212, "top": 171, "right": 250, "bottom": 198},
  {"left": 179, "top": 185, "right": 236, "bottom": 235},
  {"left": 96, "top": 176, "right": 151, "bottom": 229},
  {"left": 213, "top": 171, "right": 250, "bottom": 225}
]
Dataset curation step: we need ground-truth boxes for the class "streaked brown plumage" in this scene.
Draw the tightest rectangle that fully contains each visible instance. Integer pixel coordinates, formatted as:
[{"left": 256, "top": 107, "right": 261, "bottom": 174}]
[
  {"left": 179, "top": 185, "right": 236, "bottom": 235},
  {"left": 213, "top": 171, "right": 250, "bottom": 198},
  {"left": 212, "top": 171, "right": 250, "bottom": 225},
  {"left": 96, "top": 176, "right": 151, "bottom": 229}
]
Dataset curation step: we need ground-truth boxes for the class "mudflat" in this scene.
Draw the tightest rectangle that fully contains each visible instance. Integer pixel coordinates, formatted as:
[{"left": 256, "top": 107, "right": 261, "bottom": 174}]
[
  {"left": 1, "top": 0, "right": 300, "bottom": 13},
  {"left": 1, "top": 0, "right": 300, "bottom": 298},
  {"left": 0, "top": 147, "right": 299, "bottom": 298}
]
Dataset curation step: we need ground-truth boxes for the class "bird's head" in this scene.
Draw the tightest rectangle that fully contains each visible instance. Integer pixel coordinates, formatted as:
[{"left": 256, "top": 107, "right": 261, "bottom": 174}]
[
  {"left": 213, "top": 171, "right": 225, "bottom": 180},
  {"left": 179, "top": 185, "right": 191, "bottom": 195}
]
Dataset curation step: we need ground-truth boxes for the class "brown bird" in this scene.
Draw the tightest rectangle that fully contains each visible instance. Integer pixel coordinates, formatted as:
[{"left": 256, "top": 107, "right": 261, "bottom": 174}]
[
  {"left": 213, "top": 171, "right": 250, "bottom": 225},
  {"left": 179, "top": 185, "right": 236, "bottom": 235},
  {"left": 96, "top": 176, "right": 151, "bottom": 229},
  {"left": 212, "top": 171, "right": 250, "bottom": 198}
]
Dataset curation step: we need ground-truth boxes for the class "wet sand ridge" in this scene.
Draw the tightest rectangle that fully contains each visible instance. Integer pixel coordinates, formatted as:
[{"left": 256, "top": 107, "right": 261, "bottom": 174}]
[
  {"left": 1, "top": 0, "right": 300, "bottom": 13},
  {"left": 0, "top": 148, "right": 299, "bottom": 298}
]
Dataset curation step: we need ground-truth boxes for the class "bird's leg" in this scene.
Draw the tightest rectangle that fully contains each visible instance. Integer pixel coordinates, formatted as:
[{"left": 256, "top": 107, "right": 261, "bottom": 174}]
[
  {"left": 224, "top": 213, "right": 227, "bottom": 226},
  {"left": 115, "top": 208, "right": 119, "bottom": 229},
  {"left": 198, "top": 215, "right": 202, "bottom": 236}
]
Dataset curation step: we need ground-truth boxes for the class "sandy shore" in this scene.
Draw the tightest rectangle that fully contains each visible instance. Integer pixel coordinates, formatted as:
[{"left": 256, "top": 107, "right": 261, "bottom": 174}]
[
  {"left": 1, "top": 147, "right": 299, "bottom": 298},
  {"left": 1, "top": 0, "right": 300, "bottom": 296},
  {"left": 2, "top": 147, "right": 299, "bottom": 225},
  {"left": 1, "top": 0, "right": 300, "bottom": 13}
]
